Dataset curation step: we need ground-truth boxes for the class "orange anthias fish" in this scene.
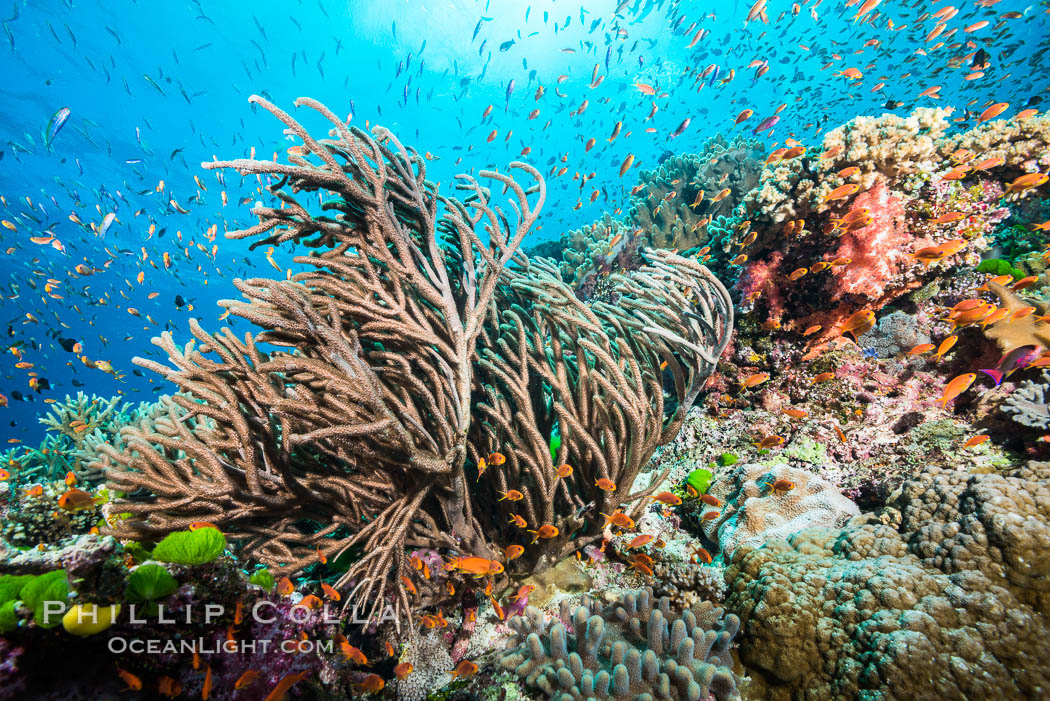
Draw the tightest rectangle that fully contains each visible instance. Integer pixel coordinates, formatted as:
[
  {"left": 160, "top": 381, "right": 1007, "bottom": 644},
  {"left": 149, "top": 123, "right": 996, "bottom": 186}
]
[
  {"left": 355, "top": 674, "right": 385, "bottom": 695},
  {"left": 838, "top": 309, "right": 875, "bottom": 342},
  {"left": 977, "top": 102, "right": 1008, "bottom": 124},
  {"left": 647, "top": 491, "right": 683, "bottom": 506},
  {"left": 445, "top": 556, "right": 504, "bottom": 577},
  {"left": 595, "top": 478, "right": 617, "bottom": 492},
  {"left": 626, "top": 534, "right": 654, "bottom": 549},
  {"left": 907, "top": 343, "right": 935, "bottom": 356},
  {"left": 116, "top": 667, "right": 142, "bottom": 691},
  {"left": 691, "top": 546, "right": 713, "bottom": 564},
  {"left": 511, "top": 584, "right": 536, "bottom": 602},
  {"left": 601, "top": 510, "right": 636, "bottom": 529},
  {"left": 527, "top": 524, "right": 559, "bottom": 543},
  {"left": 963, "top": 435, "right": 990, "bottom": 449},
  {"left": 450, "top": 660, "right": 479, "bottom": 679},
  {"left": 938, "top": 373, "right": 977, "bottom": 408},
  {"left": 741, "top": 372, "right": 770, "bottom": 389},
  {"left": 341, "top": 642, "right": 369, "bottom": 666},
  {"left": 1005, "top": 172, "right": 1049, "bottom": 194},
  {"left": 58, "top": 488, "right": 98, "bottom": 512},
  {"left": 931, "top": 335, "right": 958, "bottom": 360},
  {"left": 157, "top": 676, "right": 182, "bottom": 698},
  {"left": 824, "top": 183, "right": 861, "bottom": 202},
  {"left": 235, "top": 670, "right": 260, "bottom": 690}
]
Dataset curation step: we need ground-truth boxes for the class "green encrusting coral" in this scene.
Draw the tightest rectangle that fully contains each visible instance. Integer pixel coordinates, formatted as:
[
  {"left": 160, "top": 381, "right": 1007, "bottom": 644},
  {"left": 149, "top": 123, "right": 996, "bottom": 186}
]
[
  {"left": 249, "top": 568, "right": 275, "bottom": 591},
  {"left": 0, "top": 569, "right": 70, "bottom": 629},
  {"left": 685, "top": 468, "right": 713, "bottom": 495},
  {"left": 151, "top": 527, "right": 226, "bottom": 566},
  {"left": 977, "top": 258, "right": 1025, "bottom": 281},
  {"left": 126, "top": 564, "right": 179, "bottom": 602}
]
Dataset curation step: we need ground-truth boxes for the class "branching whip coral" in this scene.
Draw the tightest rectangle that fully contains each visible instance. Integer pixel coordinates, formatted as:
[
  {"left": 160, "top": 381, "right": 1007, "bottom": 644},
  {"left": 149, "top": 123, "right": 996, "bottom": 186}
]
[{"left": 94, "top": 96, "right": 732, "bottom": 631}]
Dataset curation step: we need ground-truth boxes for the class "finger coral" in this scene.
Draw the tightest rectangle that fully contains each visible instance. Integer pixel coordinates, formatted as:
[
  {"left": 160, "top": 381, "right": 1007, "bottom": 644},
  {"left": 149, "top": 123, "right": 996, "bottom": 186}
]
[
  {"left": 501, "top": 587, "right": 740, "bottom": 700},
  {"left": 94, "top": 97, "right": 733, "bottom": 630}
]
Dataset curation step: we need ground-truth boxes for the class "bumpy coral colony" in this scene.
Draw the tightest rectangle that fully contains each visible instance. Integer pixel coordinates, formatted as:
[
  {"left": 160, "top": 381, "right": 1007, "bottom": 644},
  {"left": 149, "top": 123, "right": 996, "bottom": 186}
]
[{"left": 2, "top": 87, "right": 1050, "bottom": 701}]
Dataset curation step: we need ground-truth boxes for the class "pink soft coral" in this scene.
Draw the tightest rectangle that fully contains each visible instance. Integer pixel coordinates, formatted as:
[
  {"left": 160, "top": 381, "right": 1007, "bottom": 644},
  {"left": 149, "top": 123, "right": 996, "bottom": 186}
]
[{"left": 827, "top": 182, "right": 931, "bottom": 300}]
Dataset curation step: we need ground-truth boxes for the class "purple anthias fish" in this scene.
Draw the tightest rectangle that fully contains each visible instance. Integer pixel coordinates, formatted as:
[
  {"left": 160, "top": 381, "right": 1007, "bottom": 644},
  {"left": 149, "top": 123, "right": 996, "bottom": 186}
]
[
  {"left": 503, "top": 591, "right": 530, "bottom": 621},
  {"left": 753, "top": 114, "right": 780, "bottom": 135},
  {"left": 979, "top": 344, "right": 1043, "bottom": 386}
]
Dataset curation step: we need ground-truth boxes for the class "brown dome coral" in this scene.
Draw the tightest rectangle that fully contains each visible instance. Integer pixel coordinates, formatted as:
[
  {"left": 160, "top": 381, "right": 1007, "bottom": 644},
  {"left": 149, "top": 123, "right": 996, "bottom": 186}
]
[{"left": 724, "top": 461, "right": 1050, "bottom": 700}]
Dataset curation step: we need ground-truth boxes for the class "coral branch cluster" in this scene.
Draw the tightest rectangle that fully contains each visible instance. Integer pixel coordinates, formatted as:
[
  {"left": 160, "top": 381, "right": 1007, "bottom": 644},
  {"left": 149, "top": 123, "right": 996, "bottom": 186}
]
[{"left": 93, "top": 97, "right": 732, "bottom": 629}]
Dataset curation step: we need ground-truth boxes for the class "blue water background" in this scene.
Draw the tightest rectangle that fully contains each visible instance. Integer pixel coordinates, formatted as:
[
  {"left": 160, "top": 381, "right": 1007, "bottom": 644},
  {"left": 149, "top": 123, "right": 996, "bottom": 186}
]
[{"left": 0, "top": 0, "right": 1045, "bottom": 444}]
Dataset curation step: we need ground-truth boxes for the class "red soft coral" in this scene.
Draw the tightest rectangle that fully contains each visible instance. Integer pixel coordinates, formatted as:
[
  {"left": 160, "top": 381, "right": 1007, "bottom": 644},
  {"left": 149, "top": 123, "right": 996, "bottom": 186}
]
[{"left": 827, "top": 181, "right": 931, "bottom": 301}]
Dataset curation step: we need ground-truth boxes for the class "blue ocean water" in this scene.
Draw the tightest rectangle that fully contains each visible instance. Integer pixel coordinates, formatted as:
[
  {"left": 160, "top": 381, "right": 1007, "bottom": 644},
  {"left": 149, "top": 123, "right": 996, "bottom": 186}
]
[{"left": 0, "top": 0, "right": 1045, "bottom": 446}]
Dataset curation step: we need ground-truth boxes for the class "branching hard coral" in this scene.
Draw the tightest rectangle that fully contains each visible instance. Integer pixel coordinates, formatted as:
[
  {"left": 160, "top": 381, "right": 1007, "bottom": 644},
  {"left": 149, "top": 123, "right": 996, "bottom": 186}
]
[
  {"left": 95, "top": 96, "right": 733, "bottom": 631},
  {"left": 741, "top": 107, "right": 954, "bottom": 230},
  {"left": 36, "top": 392, "right": 153, "bottom": 483},
  {"left": 628, "top": 135, "right": 764, "bottom": 251},
  {"left": 723, "top": 107, "right": 1045, "bottom": 346},
  {"left": 940, "top": 111, "right": 1050, "bottom": 186}
]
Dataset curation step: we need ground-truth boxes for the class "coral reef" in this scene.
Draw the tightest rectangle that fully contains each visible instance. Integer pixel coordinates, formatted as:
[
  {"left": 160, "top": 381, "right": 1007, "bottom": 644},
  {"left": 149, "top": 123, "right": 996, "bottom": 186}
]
[
  {"left": 0, "top": 548, "right": 342, "bottom": 699},
  {"left": 501, "top": 587, "right": 740, "bottom": 700},
  {"left": 651, "top": 562, "right": 726, "bottom": 610},
  {"left": 628, "top": 135, "right": 764, "bottom": 251},
  {"left": 2, "top": 392, "right": 160, "bottom": 484},
  {"left": 731, "top": 107, "right": 1031, "bottom": 346},
  {"left": 1, "top": 479, "right": 102, "bottom": 548},
  {"left": 558, "top": 134, "right": 764, "bottom": 292},
  {"left": 725, "top": 462, "right": 1050, "bottom": 699}
]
